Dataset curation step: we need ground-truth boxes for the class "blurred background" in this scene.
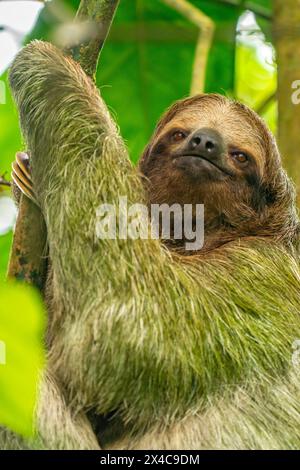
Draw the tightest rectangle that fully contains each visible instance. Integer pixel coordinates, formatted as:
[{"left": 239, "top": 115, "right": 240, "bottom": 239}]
[{"left": 0, "top": 0, "right": 299, "bottom": 438}]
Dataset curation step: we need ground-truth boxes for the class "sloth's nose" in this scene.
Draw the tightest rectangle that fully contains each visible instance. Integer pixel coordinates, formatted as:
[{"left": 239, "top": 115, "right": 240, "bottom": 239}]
[{"left": 188, "top": 128, "right": 224, "bottom": 161}]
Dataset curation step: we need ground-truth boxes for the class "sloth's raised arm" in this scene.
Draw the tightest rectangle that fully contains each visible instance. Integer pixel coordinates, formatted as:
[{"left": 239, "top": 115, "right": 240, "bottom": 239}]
[
  {"left": 9, "top": 40, "right": 133, "bottom": 208},
  {"left": 9, "top": 40, "right": 163, "bottom": 280}
]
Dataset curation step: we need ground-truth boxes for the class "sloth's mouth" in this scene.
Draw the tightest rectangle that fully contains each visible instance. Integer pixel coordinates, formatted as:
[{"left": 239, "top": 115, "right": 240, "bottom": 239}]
[{"left": 173, "top": 154, "right": 233, "bottom": 177}]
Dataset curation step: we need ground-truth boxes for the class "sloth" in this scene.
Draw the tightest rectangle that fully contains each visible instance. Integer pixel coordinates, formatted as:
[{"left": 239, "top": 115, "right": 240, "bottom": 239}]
[
  {"left": 13, "top": 93, "right": 298, "bottom": 253},
  {"left": 3, "top": 40, "right": 300, "bottom": 450}
]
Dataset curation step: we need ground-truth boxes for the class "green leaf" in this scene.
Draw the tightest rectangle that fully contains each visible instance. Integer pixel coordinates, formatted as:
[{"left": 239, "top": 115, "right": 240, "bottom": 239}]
[
  {"left": 0, "top": 281, "right": 46, "bottom": 437},
  {"left": 248, "top": 0, "right": 272, "bottom": 11},
  {"left": 0, "top": 231, "right": 12, "bottom": 283},
  {"left": 0, "top": 72, "right": 22, "bottom": 176}
]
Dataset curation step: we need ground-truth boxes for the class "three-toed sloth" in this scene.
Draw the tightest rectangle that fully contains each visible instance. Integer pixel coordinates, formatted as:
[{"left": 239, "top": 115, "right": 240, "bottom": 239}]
[{"left": 3, "top": 40, "right": 300, "bottom": 449}]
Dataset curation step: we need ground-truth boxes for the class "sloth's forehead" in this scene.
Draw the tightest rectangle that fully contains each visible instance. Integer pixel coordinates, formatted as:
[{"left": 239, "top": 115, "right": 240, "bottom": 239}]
[{"left": 167, "top": 103, "right": 255, "bottom": 134}]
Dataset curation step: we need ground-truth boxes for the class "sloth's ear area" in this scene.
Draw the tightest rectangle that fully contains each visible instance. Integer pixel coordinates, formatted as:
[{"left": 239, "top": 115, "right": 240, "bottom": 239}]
[
  {"left": 139, "top": 133, "right": 169, "bottom": 177},
  {"left": 138, "top": 142, "right": 153, "bottom": 177},
  {"left": 250, "top": 186, "right": 267, "bottom": 213},
  {"left": 250, "top": 181, "right": 278, "bottom": 213}
]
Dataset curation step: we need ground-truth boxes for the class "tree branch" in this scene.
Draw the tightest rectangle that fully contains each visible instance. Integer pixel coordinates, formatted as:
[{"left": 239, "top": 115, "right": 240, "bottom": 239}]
[
  {"left": 7, "top": 0, "right": 120, "bottom": 288},
  {"left": 163, "top": 0, "right": 215, "bottom": 95},
  {"left": 273, "top": 0, "right": 300, "bottom": 200},
  {"left": 255, "top": 92, "right": 276, "bottom": 116},
  {"left": 7, "top": 199, "right": 48, "bottom": 289},
  {"left": 67, "top": 0, "right": 120, "bottom": 79},
  {"left": 213, "top": 0, "right": 272, "bottom": 20},
  {"left": 0, "top": 174, "right": 11, "bottom": 189},
  {"left": 244, "top": 1, "right": 271, "bottom": 20}
]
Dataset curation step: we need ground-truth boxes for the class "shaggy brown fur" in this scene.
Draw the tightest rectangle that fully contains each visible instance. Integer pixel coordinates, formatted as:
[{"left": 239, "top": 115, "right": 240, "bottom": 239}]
[
  {"left": 2, "top": 40, "right": 300, "bottom": 450},
  {"left": 139, "top": 94, "right": 299, "bottom": 253}
]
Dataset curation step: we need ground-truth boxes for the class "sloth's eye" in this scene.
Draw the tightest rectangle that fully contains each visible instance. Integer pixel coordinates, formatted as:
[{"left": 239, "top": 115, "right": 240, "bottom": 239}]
[
  {"left": 230, "top": 151, "right": 249, "bottom": 164},
  {"left": 172, "top": 131, "right": 186, "bottom": 142}
]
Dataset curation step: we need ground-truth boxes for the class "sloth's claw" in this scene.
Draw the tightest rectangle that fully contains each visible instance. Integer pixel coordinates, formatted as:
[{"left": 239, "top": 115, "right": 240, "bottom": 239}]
[
  {"left": 11, "top": 152, "right": 37, "bottom": 204},
  {"left": 16, "top": 151, "right": 32, "bottom": 181}
]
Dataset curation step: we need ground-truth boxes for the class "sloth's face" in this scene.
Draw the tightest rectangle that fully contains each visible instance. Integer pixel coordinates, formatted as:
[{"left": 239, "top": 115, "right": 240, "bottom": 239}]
[{"left": 140, "top": 94, "right": 278, "bottom": 224}]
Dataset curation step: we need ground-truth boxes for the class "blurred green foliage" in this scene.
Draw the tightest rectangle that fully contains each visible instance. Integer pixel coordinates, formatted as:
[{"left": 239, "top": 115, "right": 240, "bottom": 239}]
[
  {"left": 0, "top": 71, "right": 22, "bottom": 176},
  {"left": 0, "top": 231, "right": 12, "bottom": 282},
  {"left": 0, "top": 281, "right": 45, "bottom": 437},
  {"left": 236, "top": 42, "right": 277, "bottom": 133}
]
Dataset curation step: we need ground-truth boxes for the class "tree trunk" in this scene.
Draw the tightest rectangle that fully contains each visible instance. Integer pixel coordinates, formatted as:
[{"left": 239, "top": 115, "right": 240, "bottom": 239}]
[
  {"left": 69, "top": 0, "right": 120, "bottom": 79},
  {"left": 273, "top": 0, "right": 300, "bottom": 195}
]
